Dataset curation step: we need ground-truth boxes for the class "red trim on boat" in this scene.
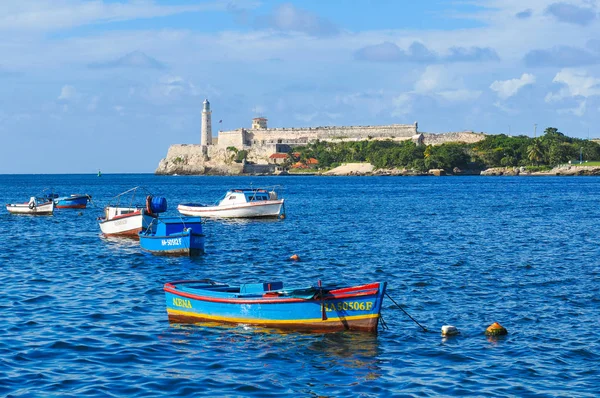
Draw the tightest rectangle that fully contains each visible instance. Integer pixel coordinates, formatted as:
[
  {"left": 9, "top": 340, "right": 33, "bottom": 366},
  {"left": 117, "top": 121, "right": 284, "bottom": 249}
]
[
  {"left": 164, "top": 282, "right": 381, "bottom": 305},
  {"left": 110, "top": 211, "right": 141, "bottom": 220}
]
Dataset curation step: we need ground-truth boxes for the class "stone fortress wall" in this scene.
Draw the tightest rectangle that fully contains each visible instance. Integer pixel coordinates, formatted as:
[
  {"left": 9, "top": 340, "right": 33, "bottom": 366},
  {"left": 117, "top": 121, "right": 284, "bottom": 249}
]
[
  {"left": 155, "top": 99, "right": 487, "bottom": 175},
  {"left": 216, "top": 123, "right": 419, "bottom": 150}
]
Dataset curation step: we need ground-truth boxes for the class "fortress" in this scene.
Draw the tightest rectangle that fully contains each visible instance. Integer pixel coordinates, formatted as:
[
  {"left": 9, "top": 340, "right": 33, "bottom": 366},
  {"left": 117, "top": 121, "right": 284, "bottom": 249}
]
[{"left": 155, "top": 100, "right": 485, "bottom": 175}]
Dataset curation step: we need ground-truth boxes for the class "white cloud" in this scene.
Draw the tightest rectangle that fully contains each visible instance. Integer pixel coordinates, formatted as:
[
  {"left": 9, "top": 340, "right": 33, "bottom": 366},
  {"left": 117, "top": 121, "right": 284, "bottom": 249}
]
[
  {"left": 414, "top": 65, "right": 481, "bottom": 103},
  {"left": 255, "top": 3, "right": 339, "bottom": 37},
  {"left": 57, "top": 85, "right": 79, "bottom": 101},
  {"left": 252, "top": 105, "right": 266, "bottom": 115},
  {"left": 294, "top": 112, "right": 319, "bottom": 123},
  {"left": 414, "top": 65, "right": 448, "bottom": 93},
  {"left": 87, "top": 96, "right": 99, "bottom": 111},
  {"left": 545, "top": 69, "right": 600, "bottom": 102},
  {"left": 557, "top": 99, "right": 586, "bottom": 116},
  {"left": 437, "top": 89, "right": 482, "bottom": 102},
  {"left": 490, "top": 73, "right": 536, "bottom": 99},
  {"left": 391, "top": 93, "right": 413, "bottom": 117}
]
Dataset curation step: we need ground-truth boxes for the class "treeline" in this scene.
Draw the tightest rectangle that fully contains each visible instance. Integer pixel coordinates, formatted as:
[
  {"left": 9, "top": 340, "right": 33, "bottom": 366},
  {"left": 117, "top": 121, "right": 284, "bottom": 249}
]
[{"left": 291, "top": 127, "right": 600, "bottom": 171}]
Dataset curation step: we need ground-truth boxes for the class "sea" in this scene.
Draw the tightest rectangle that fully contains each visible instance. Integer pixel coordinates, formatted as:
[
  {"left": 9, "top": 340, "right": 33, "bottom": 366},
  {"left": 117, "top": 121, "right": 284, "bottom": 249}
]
[{"left": 0, "top": 174, "right": 598, "bottom": 397}]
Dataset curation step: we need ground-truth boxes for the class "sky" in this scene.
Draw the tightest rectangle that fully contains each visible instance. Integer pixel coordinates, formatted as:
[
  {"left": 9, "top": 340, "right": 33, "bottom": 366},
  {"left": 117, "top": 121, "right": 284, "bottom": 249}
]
[{"left": 2, "top": 0, "right": 600, "bottom": 173}]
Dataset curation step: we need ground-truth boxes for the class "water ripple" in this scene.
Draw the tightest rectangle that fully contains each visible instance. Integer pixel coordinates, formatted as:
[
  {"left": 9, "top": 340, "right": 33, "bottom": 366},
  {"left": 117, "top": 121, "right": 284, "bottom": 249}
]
[{"left": 1, "top": 175, "right": 599, "bottom": 396}]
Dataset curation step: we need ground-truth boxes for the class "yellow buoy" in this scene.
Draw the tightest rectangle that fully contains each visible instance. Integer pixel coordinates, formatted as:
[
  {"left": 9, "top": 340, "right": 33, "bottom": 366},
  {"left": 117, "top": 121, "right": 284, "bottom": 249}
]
[
  {"left": 485, "top": 322, "right": 508, "bottom": 336},
  {"left": 289, "top": 254, "right": 300, "bottom": 261}
]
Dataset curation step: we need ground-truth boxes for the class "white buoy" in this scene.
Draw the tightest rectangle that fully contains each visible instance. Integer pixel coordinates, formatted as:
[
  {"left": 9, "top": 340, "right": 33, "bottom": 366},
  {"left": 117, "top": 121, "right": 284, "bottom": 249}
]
[{"left": 441, "top": 325, "right": 459, "bottom": 336}]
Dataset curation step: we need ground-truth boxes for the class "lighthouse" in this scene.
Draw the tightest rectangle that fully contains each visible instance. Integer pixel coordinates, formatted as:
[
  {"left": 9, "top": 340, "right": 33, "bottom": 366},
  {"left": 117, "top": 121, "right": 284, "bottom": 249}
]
[{"left": 201, "top": 99, "right": 212, "bottom": 147}]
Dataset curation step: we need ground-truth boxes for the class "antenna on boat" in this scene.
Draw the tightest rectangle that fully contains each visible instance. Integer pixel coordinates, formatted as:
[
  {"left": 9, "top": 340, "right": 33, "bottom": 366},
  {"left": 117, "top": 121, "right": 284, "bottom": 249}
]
[{"left": 318, "top": 280, "right": 327, "bottom": 320}]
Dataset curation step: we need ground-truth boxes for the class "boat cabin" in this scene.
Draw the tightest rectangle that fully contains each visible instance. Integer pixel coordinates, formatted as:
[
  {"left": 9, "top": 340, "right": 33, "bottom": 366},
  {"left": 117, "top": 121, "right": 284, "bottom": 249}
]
[
  {"left": 220, "top": 189, "right": 276, "bottom": 205},
  {"left": 104, "top": 206, "right": 141, "bottom": 220},
  {"left": 148, "top": 216, "right": 203, "bottom": 235}
]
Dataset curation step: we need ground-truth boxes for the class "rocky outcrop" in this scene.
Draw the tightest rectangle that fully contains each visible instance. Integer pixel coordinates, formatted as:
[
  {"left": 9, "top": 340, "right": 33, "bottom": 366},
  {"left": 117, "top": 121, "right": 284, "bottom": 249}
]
[
  {"left": 480, "top": 167, "right": 521, "bottom": 176},
  {"left": 480, "top": 165, "right": 600, "bottom": 176},
  {"left": 534, "top": 165, "right": 600, "bottom": 176},
  {"left": 155, "top": 144, "right": 244, "bottom": 175}
]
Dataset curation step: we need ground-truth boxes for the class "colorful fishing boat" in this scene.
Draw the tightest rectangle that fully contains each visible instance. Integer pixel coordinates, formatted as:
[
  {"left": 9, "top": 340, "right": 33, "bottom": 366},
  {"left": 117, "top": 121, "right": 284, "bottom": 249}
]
[
  {"left": 164, "top": 280, "right": 387, "bottom": 333},
  {"left": 139, "top": 216, "right": 205, "bottom": 256},
  {"left": 177, "top": 187, "right": 285, "bottom": 218},
  {"left": 98, "top": 187, "right": 157, "bottom": 237},
  {"left": 54, "top": 194, "right": 92, "bottom": 209},
  {"left": 6, "top": 196, "right": 54, "bottom": 215}
]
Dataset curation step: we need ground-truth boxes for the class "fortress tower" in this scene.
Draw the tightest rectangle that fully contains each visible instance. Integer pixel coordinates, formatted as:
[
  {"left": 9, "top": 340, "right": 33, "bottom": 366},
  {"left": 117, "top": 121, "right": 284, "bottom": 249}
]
[
  {"left": 201, "top": 99, "right": 212, "bottom": 147},
  {"left": 252, "top": 117, "right": 268, "bottom": 129}
]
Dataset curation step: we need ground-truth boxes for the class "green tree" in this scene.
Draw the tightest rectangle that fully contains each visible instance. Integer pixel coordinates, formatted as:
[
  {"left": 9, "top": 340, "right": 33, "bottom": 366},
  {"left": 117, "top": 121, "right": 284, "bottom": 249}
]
[
  {"left": 235, "top": 150, "right": 248, "bottom": 163},
  {"left": 527, "top": 139, "right": 544, "bottom": 165}
]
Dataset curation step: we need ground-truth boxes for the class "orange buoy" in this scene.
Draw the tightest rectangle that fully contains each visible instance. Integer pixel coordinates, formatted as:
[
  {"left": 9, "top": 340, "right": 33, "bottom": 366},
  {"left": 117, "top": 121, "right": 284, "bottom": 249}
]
[
  {"left": 485, "top": 322, "right": 508, "bottom": 336},
  {"left": 289, "top": 254, "right": 300, "bottom": 261}
]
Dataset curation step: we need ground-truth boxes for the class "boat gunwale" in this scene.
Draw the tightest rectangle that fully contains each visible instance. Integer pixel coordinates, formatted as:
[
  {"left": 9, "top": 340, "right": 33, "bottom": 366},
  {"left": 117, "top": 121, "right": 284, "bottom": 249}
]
[
  {"left": 164, "top": 281, "right": 382, "bottom": 305},
  {"left": 178, "top": 199, "right": 284, "bottom": 211}
]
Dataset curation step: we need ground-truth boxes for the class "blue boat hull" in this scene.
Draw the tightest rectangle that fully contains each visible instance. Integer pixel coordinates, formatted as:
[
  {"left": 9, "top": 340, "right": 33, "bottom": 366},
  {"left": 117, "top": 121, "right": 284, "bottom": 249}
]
[
  {"left": 139, "top": 230, "right": 205, "bottom": 256},
  {"left": 164, "top": 281, "right": 387, "bottom": 333},
  {"left": 55, "top": 195, "right": 90, "bottom": 209}
]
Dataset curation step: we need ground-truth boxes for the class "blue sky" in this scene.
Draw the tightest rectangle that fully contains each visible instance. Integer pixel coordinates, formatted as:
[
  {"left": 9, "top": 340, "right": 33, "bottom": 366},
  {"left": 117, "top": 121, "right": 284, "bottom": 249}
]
[{"left": 2, "top": 0, "right": 600, "bottom": 173}]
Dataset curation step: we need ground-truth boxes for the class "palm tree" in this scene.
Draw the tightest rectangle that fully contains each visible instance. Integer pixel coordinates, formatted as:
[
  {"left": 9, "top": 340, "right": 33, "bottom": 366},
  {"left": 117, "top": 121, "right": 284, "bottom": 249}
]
[{"left": 527, "top": 139, "right": 544, "bottom": 165}]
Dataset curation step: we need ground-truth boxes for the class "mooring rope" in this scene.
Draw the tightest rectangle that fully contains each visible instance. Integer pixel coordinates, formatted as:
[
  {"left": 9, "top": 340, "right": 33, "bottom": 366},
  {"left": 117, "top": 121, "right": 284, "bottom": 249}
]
[{"left": 385, "top": 292, "right": 428, "bottom": 332}]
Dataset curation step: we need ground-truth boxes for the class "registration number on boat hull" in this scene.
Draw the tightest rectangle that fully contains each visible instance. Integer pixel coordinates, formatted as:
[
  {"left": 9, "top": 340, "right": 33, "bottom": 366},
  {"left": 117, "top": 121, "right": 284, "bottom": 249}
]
[
  {"left": 161, "top": 238, "right": 182, "bottom": 246},
  {"left": 323, "top": 301, "right": 374, "bottom": 312}
]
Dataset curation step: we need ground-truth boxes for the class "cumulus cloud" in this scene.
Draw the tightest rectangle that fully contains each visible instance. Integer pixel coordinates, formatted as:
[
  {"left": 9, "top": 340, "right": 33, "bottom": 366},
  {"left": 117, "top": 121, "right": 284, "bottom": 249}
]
[
  {"left": 158, "top": 76, "right": 198, "bottom": 97},
  {"left": 524, "top": 45, "right": 600, "bottom": 67},
  {"left": 446, "top": 46, "right": 499, "bottom": 62},
  {"left": 557, "top": 99, "right": 586, "bottom": 116},
  {"left": 413, "top": 65, "right": 482, "bottom": 103},
  {"left": 57, "top": 85, "right": 80, "bottom": 102},
  {"left": 516, "top": 9, "right": 533, "bottom": 19},
  {"left": 391, "top": 93, "right": 414, "bottom": 117},
  {"left": 252, "top": 105, "right": 266, "bottom": 115},
  {"left": 490, "top": 73, "right": 536, "bottom": 99},
  {"left": 89, "top": 51, "right": 165, "bottom": 70},
  {"left": 545, "top": 2, "right": 597, "bottom": 26},
  {"left": 355, "top": 41, "right": 499, "bottom": 63},
  {"left": 254, "top": 3, "right": 339, "bottom": 37},
  {"left": 545, "top": 69, "right": 600, "bottom": 103},
  {"left": 437, "top": 89, "right": 482, "bottom": 102},
  {"left": 354, "top": 41, "right": 434, "bottom": 63}
]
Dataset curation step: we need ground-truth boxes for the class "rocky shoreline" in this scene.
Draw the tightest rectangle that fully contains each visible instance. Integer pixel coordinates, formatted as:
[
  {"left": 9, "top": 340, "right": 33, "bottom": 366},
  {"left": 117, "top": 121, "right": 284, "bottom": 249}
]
[
  {"left": 155, "top": 154, "right": 600, "bottom": 177},
  {"left": 300, "top": 163, "right": 600, "bottom": 177}
]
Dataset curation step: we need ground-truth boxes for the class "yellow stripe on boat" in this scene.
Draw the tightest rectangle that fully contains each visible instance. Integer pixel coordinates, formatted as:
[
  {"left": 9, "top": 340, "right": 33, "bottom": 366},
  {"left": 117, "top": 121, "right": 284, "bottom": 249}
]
[{"left": 167, "top": 308, "right": 379, "bottom": 324}]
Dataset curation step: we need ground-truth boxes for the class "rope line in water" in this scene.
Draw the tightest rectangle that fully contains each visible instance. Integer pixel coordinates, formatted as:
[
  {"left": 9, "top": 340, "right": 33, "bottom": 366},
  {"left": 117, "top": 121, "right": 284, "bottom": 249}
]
[{"left": 385, "top": 292, "right": 428, "bottom": 332}]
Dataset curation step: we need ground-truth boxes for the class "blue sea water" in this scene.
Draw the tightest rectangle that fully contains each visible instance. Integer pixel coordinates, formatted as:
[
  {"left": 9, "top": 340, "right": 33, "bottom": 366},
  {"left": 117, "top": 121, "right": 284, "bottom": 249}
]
[{"left": 0, "top": 174, "right": 599, "bottom": 397}]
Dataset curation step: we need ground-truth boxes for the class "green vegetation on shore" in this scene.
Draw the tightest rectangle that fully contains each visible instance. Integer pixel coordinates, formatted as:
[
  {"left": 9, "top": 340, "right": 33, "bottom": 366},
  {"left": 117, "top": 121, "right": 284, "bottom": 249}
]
[{"left": 291, "top": 127, "right": 600, "bottom": 172}]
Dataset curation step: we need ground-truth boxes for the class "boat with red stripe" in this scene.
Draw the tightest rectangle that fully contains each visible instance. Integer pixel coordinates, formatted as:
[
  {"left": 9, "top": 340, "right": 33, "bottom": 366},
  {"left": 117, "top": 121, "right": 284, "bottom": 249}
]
[{"left": 164, "top": 279, "right": 387, "bottom": 333}]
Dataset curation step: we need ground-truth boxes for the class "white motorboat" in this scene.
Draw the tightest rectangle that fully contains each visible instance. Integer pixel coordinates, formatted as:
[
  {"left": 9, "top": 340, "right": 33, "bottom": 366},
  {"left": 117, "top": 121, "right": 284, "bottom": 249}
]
[
  {"left": 177, "top": 188, "right": 285, "bottom": 218},
  {"left": 6, "top": 196, "right": 54, "bottom": 215},
  {"left": 98, "top": 187, "right": 157, "bottom": 237}
]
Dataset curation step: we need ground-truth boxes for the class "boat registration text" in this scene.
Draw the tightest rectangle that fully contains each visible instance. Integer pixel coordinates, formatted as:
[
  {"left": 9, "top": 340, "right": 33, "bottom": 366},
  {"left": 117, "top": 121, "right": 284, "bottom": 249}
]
[
  {"left": 323, "top": 301, "right": 374, "bottom": 312},
  {"left": 162, "top": 238, "right": 182, "bottom": 246}
]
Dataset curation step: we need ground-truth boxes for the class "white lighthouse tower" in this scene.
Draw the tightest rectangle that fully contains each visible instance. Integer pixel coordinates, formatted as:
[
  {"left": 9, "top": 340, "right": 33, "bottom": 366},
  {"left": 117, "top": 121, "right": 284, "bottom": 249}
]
[{"left": 201, "top": 99, "right": 212, "bottom": 147}]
